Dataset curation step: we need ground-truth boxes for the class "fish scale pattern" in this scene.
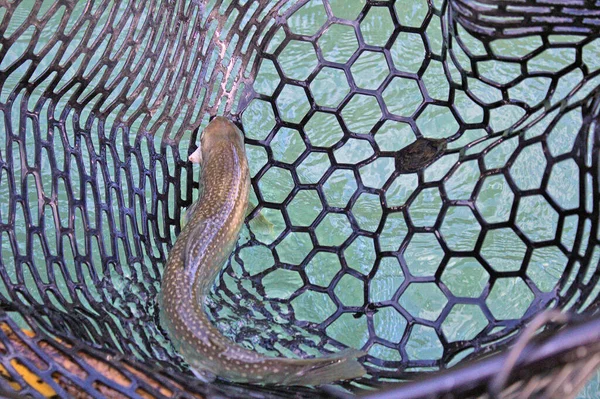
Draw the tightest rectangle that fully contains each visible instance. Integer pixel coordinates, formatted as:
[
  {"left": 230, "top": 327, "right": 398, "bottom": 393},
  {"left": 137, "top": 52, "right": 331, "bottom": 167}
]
[{"left": 0, "top": 0, "right": 599, "bottom": 398}]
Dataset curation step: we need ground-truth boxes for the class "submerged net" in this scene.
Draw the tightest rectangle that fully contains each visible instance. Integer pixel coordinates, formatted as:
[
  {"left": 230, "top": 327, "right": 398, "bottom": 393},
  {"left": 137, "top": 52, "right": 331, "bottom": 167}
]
[{"left": 0, "top": 0, "right": 600, "bottom": 397}]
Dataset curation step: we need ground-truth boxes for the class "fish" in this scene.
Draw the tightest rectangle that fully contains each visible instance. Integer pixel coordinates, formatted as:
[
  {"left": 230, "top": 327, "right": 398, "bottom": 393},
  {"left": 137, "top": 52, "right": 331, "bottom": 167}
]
[{"left": 158, "top": 116, "right": 366, "bottom": 385}]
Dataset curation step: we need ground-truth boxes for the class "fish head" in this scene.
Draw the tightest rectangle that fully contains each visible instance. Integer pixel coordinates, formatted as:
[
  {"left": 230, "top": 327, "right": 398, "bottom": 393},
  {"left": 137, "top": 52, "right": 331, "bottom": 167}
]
[{"left": 200, "top": 116, "right": 245, "bottom": 159}]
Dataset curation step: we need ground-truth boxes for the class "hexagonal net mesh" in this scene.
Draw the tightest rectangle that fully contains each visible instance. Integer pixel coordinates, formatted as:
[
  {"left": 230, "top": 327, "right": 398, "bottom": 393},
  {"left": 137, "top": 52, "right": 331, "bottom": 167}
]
[{"left": 0, "top": 0, "right": 599, "bottom": 398}]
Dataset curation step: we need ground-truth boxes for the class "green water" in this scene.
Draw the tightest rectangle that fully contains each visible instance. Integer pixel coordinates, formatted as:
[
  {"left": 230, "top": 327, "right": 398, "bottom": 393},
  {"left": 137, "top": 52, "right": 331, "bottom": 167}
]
[
  {"left": 243, "top": 0, "right": 583, "bottom": 362},
  {"left": 239, "top": 0, "right": 599, "bottom": 393},
  {"left": 0, "top": 0, "right": 599, "bottom": 396}
]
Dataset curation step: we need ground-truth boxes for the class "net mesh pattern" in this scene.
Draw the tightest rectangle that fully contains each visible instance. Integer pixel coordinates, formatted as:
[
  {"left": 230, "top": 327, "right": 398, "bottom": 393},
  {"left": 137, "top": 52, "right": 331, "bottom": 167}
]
[{"left": 0, "top": 0, "right": 599, "bottom": 398}]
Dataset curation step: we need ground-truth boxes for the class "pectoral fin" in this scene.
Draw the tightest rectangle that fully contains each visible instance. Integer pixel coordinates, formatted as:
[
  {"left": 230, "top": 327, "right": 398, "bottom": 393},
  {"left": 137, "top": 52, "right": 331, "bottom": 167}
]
[
  {"left": 246, "top": 202, "right": 274, "bottom": 234},
  {"left": 190, "top": 367, "right": 216, "bottom": 383},
  {"left": 186, "top": 201, "right": 200, "bottom": 223},
  {"left": 180, "top": 201, "right": 200, "bottom": 228}
]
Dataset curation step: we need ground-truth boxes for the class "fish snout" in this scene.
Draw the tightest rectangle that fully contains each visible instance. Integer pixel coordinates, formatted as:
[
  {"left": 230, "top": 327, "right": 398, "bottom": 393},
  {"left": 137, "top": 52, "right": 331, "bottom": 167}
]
[
  {"left": 205, "top": 116, "right": 238, "bottom": 137},
  {"left": 201, "top": 116, "right": 244, "bottom": 151}
]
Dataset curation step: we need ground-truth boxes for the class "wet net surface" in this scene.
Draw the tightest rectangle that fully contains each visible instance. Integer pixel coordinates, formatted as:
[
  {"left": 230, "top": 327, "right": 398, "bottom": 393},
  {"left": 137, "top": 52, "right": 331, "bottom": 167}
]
[{"left": 0, "top": 0, "right": 600, "bottom": 398}]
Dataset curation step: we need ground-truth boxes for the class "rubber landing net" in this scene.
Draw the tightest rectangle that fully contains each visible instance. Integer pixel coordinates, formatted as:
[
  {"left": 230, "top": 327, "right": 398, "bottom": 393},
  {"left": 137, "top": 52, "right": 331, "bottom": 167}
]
[{"left": 0, "top": 0, "right": 600, "bottom": 398}]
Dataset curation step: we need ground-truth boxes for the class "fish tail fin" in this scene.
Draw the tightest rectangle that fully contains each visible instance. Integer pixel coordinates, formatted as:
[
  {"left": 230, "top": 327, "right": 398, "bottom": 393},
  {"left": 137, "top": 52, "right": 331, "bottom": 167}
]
[{"left": 281, "top": 349, "right": 367, "bottom": 386}]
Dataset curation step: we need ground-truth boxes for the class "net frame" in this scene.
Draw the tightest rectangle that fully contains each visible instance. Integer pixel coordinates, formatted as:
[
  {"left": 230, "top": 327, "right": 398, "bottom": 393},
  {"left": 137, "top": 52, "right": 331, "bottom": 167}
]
[{"left": 0, "top": 0, "right": 598, "bottom": 397}]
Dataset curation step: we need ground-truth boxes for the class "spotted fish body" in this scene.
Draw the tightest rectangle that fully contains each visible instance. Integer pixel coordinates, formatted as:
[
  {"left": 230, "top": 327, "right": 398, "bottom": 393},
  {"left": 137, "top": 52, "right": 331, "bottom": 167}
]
[{"left": 159, "top": 117, "right": 366, "bottom": 385}]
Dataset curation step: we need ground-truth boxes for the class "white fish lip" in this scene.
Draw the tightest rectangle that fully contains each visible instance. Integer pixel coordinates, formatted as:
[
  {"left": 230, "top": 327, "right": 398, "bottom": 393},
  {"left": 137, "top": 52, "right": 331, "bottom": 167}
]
[{"left": 189, "top": 146, "right": 202, "bottom": 164}]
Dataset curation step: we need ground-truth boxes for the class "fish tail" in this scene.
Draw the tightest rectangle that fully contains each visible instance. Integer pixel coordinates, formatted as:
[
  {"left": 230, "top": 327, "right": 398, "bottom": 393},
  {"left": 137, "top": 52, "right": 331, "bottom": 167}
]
[{"left": 280, "top": 348, "right": 367, "bottom": 386}]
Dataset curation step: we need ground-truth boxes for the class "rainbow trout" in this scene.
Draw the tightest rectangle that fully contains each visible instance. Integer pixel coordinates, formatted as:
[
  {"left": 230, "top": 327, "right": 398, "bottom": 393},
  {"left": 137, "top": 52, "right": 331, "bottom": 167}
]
[{"left": 159, "top": 117, "right": 366, "bottom": 385}]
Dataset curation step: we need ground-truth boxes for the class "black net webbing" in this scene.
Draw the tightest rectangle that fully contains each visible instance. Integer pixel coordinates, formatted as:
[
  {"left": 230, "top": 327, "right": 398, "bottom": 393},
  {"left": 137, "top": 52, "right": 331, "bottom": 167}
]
[{"left": 1, "top": 0, "right": 600, "bottom": 398}]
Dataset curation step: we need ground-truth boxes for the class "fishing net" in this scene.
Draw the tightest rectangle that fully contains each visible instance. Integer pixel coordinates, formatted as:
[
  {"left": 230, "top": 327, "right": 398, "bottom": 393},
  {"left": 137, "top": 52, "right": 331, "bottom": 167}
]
[{"left": 1, "top": 0, "right": 600, "bottom": 397}]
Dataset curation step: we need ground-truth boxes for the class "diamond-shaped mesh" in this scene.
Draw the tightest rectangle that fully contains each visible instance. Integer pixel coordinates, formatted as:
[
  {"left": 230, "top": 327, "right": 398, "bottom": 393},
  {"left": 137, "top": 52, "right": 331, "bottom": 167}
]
[{"left": 0, "top": 0, "right": 600, "bottom": 398}]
